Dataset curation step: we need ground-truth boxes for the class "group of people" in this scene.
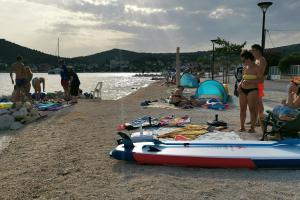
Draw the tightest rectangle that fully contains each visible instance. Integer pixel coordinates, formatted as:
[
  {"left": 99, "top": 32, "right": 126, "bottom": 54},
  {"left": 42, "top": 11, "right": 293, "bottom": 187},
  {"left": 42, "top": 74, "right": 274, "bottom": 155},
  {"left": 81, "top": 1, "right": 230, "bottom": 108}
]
[
  {"left": 238, "top": 44, "right": 300, "bottom": 133},
  {"left": 10, "top": 56, "right": 45, "bottom": 102},
  {"left": 9, "top": 56, "right": 81, "bottom": 104},
  {"left": 59, "top": 60, "right": 81, "bottom": 104}
]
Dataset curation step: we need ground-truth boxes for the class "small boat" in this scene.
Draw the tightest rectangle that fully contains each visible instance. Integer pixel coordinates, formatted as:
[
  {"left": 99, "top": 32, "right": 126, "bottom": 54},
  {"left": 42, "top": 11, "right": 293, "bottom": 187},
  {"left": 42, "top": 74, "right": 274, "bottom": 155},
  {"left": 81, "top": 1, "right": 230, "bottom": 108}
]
[
  {"left": 48, "top": 68, "right": 62, "bottom": 74},
  {"left": 110, "top": 132, "right": 300, "bottom": 169}
]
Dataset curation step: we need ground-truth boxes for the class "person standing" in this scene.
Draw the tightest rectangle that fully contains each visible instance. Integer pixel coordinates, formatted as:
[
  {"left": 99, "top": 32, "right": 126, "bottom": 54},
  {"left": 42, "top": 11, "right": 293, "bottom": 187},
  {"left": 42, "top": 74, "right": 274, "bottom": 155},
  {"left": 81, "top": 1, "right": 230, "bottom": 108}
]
[
  {"left": 238, "top": 50, "right": 262, "bottom": 133},
  {"left": 32, "top": 77, "right": 45, "bottom": 100},
  {"left": 251, "top": 44, "right": 267, "bottom": 124},
  {"left": 10, "top": 56, "right": 26, "bottom": 102},
  {"left": 24, "top": 66, "right": 33, "bottom": 100},
  {"left": 59, "top": 60, "right": 70, "bottom": 100},
  {"left": 67, "top": 66, "right": 80, "bottom": 104}
]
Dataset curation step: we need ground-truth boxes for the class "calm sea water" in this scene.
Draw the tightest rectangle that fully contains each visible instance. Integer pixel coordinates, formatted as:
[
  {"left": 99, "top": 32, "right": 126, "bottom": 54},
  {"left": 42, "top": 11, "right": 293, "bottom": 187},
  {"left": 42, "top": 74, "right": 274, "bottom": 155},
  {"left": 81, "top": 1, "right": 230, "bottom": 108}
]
[{"left": 0, "top": 73, "right": 155, "bottom": 100}]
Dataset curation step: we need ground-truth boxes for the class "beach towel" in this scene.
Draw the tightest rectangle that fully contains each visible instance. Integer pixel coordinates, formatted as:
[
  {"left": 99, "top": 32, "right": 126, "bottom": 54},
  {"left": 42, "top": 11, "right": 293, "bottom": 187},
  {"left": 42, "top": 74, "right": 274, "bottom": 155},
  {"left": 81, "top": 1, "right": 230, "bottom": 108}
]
[
  {"left": 159, "top": 115, "right": 191, "bottom": 127},
  {"left": 35, "top": 102, "right": 69, "bottom": 111},
  {"left": 157, "top": 124, "right": 208, "bottom": 140},
  {"left": 0, "top": 102, "right": 13, "bottom": 109},
  {"left": 117, "top": 116, "right": 159, "bottom": 131}
]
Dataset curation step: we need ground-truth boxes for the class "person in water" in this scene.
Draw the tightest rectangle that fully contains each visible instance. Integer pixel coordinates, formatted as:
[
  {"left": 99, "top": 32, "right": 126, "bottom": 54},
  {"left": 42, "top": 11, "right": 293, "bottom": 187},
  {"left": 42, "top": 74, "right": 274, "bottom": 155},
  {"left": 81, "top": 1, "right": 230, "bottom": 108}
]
[
  {"left": 251, "top": 44, "right": 267, "bottom": 125},
  {"left": 59, "top": 59, "right": 70, "bottom": 100},
  {"left": 24, "top": 66, "right": 33, "bottom": 100},
  {"left": 238, "top": 50, "right": 263, "bottom": 133},
  {"left": 10, "top": 55, "right": 26, "bottom": 102},
  {"left": 68, "top": 66, "right": 81, "bottom": 104},
  {"left": 32, "top": 77, "right": 45, "bottom": 100}
]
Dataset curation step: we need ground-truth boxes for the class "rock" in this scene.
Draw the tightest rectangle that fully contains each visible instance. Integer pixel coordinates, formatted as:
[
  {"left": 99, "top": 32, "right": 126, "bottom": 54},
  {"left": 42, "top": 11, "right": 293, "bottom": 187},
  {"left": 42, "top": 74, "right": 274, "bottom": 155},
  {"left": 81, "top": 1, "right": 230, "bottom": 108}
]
[
  {"left": 10, "top": 122, "right": 24, "bottom": 130},
  {"left": 0, "top": 109, "right": 9, "bottom": 116},
  {"left": 24, "top": 102, "right": 32, "bottom": 110},
  {"left": 30, "top": 109, "right": 39, "bottom": 117},
  {"left": 15, "top": 102, "right": 23, "bottom": 109},
  {"left": 0, "top": 114, "right": 15, "bottom": 130},
  {"left": 12, "top": 107, "right": 28, "bottom": 120}
]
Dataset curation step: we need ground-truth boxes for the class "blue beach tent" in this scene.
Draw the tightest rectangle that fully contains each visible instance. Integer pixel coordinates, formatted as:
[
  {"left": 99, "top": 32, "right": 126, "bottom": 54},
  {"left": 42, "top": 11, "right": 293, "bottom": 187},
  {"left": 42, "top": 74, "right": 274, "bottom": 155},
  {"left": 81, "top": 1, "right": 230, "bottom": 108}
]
[
  {"left": 195, "top": 80, "right": 228, "bottom": 103},
  {"left": 180, "top": 73, "right": 199, "bottom": 88}
]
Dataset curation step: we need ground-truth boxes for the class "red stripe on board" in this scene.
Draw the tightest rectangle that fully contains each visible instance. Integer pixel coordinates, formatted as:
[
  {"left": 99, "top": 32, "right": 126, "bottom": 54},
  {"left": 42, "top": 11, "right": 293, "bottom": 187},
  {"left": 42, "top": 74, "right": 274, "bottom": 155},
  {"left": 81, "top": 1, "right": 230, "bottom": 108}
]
[{"left": 133, "top": 153, "right": 256, "bottom": 169}]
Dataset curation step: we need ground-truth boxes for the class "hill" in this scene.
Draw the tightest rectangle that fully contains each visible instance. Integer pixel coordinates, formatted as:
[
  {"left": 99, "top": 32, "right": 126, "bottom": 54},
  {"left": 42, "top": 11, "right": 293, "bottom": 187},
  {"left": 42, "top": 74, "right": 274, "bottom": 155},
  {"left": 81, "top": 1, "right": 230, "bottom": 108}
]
[
  {"left": 0, "top": 39, "right": 64, "bottom": 65},
  {"left": 268, "top": 43, "right": 300, "bottom": 54},
  {"left": 1, "top": 38, "right": 300, "bottom": 72}
]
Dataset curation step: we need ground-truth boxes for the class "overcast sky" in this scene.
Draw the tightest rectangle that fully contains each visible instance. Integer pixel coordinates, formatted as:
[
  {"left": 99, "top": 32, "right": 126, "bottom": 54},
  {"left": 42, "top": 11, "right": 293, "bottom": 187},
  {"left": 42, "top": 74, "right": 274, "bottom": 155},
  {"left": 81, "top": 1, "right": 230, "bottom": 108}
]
[{"left": 0, "top": 0, "right": 300, "bottom": 57}]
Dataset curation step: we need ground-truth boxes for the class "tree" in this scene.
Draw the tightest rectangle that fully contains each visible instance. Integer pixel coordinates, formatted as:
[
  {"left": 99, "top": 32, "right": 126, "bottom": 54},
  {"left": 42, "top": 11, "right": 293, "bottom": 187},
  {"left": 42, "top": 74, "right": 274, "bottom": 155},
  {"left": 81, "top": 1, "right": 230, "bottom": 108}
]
[
  {"left": 264, "top": 50, "right": 282, "bottom": 75},
  {"left": 213, "top": 37, "right": 246, "bottom": 83},
  {"left": 279, "top": 53, "right": 300, "bottom": 73}
]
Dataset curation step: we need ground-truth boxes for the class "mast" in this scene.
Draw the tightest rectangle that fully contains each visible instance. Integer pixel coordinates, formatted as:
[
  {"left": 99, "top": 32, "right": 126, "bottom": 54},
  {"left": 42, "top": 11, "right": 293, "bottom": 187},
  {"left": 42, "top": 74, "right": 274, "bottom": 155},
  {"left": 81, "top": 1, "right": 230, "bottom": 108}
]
[{"left": 57, "top": 37, "right": 60, "bottom": 63}]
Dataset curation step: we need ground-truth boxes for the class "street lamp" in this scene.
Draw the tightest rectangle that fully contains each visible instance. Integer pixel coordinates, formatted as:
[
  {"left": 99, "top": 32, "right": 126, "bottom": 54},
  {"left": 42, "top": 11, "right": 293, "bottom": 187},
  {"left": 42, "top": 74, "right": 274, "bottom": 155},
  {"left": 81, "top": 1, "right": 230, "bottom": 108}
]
[
  {"left": 257, "top": 1, "right": 273, "bottom": 53},
  {"left": 211, "top": 39, "right": 218, "bottom": 80}
]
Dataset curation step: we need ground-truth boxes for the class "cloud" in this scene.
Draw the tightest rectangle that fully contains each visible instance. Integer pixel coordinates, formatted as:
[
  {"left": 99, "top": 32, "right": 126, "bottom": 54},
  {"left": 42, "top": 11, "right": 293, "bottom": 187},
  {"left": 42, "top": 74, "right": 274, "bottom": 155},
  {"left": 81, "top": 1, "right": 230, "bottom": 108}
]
[
  {"left": 0, "top": 0, "right": 300, "bottom": 56},
  {"left": 124, "top": 5, "right": 166, "bottom": 14}
]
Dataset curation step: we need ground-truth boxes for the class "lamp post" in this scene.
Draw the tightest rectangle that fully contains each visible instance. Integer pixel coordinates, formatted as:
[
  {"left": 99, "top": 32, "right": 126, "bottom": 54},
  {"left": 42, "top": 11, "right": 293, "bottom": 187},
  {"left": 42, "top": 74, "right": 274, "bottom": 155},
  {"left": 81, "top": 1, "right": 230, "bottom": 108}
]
[
  {"left": 211, "top": 39, "right": 218, "bottom": 80},
  {"left": 257, "top": 1, "right": 273, "bottom": 53}
]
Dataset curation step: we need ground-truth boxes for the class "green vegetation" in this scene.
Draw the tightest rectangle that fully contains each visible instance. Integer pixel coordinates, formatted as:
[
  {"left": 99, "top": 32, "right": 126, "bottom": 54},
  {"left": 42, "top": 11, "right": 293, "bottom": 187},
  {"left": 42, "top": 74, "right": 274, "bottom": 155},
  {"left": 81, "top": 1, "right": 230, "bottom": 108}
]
[{"left": 279, "top": 53, "right": 300, "bottom": 72}]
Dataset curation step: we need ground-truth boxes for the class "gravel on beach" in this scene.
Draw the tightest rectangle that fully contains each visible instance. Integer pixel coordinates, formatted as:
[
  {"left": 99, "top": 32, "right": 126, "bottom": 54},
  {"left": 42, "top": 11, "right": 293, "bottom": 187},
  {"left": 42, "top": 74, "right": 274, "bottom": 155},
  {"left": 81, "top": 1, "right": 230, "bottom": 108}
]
[{"left": 0, "top": 80, "right": 299, "bottom": 200}]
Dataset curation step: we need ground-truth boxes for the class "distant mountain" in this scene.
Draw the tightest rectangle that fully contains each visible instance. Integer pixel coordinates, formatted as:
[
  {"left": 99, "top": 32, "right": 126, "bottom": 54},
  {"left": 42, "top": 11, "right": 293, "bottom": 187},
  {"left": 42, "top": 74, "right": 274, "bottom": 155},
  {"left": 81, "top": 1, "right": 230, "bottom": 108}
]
[
  {"left": 0, "top": 39, "right": 64, "bottom": 65},
  {"left": 1, "top": 38, "right": 300, "bottom": 72},
  {"left": 267, "top": 43, "right": 300, "bottom": 54}
]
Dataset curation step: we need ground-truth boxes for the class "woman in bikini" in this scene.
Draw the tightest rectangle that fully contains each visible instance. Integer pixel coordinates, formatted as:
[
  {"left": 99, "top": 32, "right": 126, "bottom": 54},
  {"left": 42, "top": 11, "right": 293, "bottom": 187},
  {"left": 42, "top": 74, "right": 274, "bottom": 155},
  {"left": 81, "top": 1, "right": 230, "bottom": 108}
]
[{"left": 238, "top": 50, "right": 262, "bottom": 133}]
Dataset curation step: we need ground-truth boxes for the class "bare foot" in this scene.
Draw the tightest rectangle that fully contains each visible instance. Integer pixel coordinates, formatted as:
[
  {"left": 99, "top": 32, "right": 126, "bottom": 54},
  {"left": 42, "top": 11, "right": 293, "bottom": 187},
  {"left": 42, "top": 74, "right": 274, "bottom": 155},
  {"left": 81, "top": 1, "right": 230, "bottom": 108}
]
[
  {"left": 248, "top": 128, "right": 256, "bottom": 133},
  {"left": 238, "top": 128, "right": 246, "bottom": 132}
]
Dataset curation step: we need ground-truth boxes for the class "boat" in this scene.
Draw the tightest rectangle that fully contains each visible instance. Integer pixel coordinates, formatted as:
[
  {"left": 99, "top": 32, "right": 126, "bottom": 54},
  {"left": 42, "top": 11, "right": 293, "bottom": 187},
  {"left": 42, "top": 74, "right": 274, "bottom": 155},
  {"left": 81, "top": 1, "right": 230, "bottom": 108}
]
[
  {"left": 48, "top": 67, "right": 62, "bottom": 74},
  {"left": 48, "top": 37, "right": 62, "bottom": 75},
  {"left": 110, "top": 132, "right": 300, "bottom": 169}
]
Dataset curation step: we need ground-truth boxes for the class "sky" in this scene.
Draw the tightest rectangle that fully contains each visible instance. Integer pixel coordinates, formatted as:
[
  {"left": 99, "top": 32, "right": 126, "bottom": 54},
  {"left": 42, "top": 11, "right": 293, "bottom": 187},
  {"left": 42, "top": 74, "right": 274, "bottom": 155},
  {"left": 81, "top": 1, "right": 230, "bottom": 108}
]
[{"left": 0, "top": 0, "right": 300, "bottom": 57}]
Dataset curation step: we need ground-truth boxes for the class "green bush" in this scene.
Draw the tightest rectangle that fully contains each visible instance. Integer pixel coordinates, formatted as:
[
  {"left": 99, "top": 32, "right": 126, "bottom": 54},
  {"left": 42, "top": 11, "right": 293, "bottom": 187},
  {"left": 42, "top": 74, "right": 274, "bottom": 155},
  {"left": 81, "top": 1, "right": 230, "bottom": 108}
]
[{"left": 279, "top": 53, "right": 300, "bottom": 72}]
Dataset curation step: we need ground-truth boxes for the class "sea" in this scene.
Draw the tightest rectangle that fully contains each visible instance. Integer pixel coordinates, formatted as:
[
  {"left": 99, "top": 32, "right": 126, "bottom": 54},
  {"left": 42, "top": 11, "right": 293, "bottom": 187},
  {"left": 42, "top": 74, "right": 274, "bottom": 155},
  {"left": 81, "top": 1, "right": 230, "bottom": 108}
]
[
  {"left": 0, "top": 73, "right": 155, "bottom": 100},
  {"left": 0, "top": 72, "right": 156, "bottom": 152}
]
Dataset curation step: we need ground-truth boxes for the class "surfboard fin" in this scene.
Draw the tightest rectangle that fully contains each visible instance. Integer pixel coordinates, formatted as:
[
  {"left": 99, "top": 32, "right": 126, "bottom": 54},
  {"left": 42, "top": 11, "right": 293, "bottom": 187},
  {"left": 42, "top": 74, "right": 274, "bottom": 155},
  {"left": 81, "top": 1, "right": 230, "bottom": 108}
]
[{"left": 117, "top": 132, "right": 134, "bottom": 149}]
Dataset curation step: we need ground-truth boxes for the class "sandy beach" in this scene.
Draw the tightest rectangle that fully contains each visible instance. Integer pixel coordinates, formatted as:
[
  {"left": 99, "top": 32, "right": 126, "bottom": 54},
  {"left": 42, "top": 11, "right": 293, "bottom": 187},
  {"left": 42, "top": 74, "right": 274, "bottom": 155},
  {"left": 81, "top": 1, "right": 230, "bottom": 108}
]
[{"left": 0, "top": 80, "right": 300, "bottom": 200}]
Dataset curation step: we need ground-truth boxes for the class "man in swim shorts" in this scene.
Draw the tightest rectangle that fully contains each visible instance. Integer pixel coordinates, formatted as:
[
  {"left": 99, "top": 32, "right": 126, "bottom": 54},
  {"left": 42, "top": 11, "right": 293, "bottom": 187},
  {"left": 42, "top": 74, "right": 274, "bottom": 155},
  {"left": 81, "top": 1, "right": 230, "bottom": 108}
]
[
  {"left": 251, "top": 44, "right": 267, "bottom": 124},
  {"left": 10, "top": 56, "right": 26, "bottom": 102}
]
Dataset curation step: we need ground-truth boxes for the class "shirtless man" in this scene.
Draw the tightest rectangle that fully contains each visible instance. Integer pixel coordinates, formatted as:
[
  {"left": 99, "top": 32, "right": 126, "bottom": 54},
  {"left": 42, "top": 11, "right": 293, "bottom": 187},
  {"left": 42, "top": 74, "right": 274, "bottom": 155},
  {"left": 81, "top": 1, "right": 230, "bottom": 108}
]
[
  {"left": 251, "top": 44, "right": 267, "bottom": 124},
  {"left": 32, "top": 77, "right": 45, "bottom": 100},
  {"left": 10, "top": 56, "right": 26, "bottom": 102}
]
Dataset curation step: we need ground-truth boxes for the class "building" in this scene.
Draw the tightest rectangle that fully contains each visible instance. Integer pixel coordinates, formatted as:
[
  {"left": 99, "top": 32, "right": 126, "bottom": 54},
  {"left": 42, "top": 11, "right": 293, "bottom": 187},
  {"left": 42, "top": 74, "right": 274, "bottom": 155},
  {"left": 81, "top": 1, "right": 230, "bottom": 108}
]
[{"left": 269, "top": 65, "right": 300, "bottom": 80}]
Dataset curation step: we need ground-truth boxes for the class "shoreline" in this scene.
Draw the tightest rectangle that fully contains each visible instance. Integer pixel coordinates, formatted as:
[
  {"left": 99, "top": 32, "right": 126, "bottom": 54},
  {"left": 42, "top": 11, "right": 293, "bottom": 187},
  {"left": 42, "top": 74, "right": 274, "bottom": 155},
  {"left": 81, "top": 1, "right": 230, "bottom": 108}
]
[{"left": 1, "top": 80, "right": 298, "bottom": 200}]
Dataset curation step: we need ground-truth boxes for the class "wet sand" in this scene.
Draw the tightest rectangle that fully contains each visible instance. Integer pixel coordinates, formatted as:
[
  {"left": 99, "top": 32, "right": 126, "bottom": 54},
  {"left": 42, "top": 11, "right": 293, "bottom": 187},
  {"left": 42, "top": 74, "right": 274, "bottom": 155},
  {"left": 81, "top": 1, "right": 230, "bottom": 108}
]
[{"left": 0, "top": 80, "right": 299, "bottom": 200}]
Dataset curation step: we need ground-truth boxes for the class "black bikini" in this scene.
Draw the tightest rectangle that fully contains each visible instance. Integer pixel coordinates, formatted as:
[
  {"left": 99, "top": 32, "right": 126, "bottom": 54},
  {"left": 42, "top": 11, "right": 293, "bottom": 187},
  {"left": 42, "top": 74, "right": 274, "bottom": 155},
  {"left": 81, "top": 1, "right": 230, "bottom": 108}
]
[{"left": 241, "top": 88, "right": 258, "bottom": 95}]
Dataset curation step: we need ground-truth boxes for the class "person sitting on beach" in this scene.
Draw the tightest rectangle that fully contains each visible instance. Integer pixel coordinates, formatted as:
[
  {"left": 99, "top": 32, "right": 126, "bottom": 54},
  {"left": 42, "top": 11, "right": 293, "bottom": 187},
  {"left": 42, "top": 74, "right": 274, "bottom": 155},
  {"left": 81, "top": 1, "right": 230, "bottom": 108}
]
[
  {"left": 32, "top": 77, "right": 45, "bottom": 100},
  {"left": 170, "top": 86, "right": 189, "bottom": 106},
  {"left": 238, "top": 50, "right": 263, "bottom": 133},
  {"left": 282, "top": 80, "right": 300, "bottom": 108},
  {"left": 24, "top": 66, "right": 33, "bottom": 100},
  {"left": 261, "top": 82, "right": 300, "bottom": 139},
  {"left": 10, "top": 55, "right": 26, "bottom": 102}
]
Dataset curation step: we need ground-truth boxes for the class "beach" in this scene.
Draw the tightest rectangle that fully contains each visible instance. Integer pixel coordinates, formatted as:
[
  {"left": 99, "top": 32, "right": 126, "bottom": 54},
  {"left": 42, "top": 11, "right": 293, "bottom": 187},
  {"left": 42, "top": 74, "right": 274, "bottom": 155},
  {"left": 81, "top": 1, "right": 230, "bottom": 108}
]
[{"left": 0, "top": 80, "right": 299, "bottom": 200}]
